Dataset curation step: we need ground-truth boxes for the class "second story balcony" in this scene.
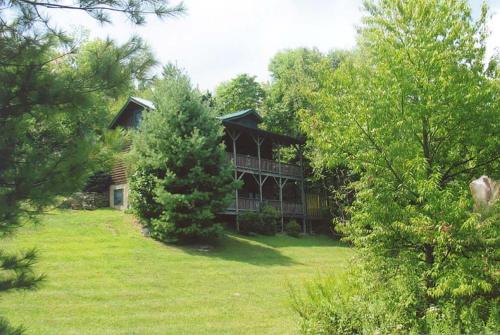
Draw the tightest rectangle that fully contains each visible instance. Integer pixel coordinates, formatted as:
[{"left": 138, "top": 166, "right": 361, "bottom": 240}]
[{"left": 226, "top": 152, "right": 302, "bottom": 179}]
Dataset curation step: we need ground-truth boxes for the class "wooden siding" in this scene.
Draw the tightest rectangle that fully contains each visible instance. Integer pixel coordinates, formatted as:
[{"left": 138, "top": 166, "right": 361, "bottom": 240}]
[
  {"left": 111, "top": 161, "right": 127, "bottom": 185},
  {"left": 230, "top": 115, "right": 260, "bottom": 129},
  {"left": 226, "top": 196, "right": 328, "bottom": 218},
  {"left": 305, "top": 193, "right": 330, "bottom": 219}
]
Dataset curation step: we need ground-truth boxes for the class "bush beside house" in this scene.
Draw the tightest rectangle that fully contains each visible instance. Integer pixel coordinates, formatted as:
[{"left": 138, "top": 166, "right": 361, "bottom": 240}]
[
  {"left": 285, "top": 220, "right": 301, "bottom": 237},
  {"left": 239, "top": 205, "right": 279, "bottom": 236}
]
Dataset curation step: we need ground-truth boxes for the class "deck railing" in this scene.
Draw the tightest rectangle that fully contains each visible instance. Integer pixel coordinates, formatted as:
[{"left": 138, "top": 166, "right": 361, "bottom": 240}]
[
  {"left": 227, "top": 197, "right": 304, "bottom": 216},
  {"left": 226, "top": 152, "right": 302, "bottom": 178}
]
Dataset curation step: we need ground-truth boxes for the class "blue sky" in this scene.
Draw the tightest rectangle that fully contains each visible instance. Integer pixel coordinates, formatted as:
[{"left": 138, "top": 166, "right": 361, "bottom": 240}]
[{"left": 47, "top": 0, "right": 500, "bottom": 91}]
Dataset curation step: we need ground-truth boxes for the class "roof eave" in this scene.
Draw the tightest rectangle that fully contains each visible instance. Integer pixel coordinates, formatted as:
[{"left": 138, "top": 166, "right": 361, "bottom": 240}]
[
  {"left": 222, "top": 120, "right": 304, "bottom": 145},
  {"left": 109, "top": 97, "right": 154, "bottom": 129},
  {"left": 217, "top": 109, "right": 263, "bottom": 123}
]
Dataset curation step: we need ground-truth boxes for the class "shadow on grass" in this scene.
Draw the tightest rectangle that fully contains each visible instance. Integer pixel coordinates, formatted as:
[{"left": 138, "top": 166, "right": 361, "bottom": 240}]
[
  {"left": 177, "top": 234, "right": 299, "bottom": 267},
  {"left": 253, "top": 234, "right": 351, "bottom": 249}
]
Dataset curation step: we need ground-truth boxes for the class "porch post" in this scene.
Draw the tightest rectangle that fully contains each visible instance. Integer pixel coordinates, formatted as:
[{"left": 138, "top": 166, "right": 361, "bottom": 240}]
[
  {"left": 299, "top": 146, "right": 307, "bottom": 234},
  {"left": 278, "top": 143, "right": 284, "bottom": 232},
  {"left": 229, "top": 130, "right": 241, "bottom": 232},
  {"left": 252, "top": 135, "right": 265, "bottom": 205},
  {"left": 257, "top": 136, "right": 263, "bottom": 203}
]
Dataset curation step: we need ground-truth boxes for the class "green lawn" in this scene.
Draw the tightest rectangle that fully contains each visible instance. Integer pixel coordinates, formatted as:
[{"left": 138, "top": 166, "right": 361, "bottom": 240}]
[{"left": 0, "top": 209, "right": 352, "bottom": 334}]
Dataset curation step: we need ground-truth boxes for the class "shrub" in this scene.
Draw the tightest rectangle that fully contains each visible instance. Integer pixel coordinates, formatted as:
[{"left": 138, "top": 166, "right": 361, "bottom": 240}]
[
  {"left": 238, "top": 205, "right": 279, "bottom": 235},
  {"left": 238, "top": 211, "right": 260, "bottom": 235},
  {"left": 285, "top": 220, "right": 301, "bottom": 237},
  {"left": 258, "top": 205, "right": 279, "bottom": 235},
  {"left": 129, "top": 167, "right": 163, "bottom": 225},
  {"left": 291, "top": 272, "right": 365, "bottom": 335},
  {"left": 292, "top": 250, "right": 500, "bottom": 335},
  {"left": 84, "top": 171, "right": 112, "bottom": 193}
]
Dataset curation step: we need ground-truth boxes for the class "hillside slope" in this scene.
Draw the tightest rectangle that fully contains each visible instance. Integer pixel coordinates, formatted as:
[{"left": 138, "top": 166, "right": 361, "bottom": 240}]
[{"left": 0, "top": 210, "right": 352, "bottom": 334}]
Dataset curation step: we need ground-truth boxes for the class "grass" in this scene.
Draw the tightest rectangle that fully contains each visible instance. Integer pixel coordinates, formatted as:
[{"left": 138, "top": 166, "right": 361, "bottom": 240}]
[{"left": 0, "top": 209, "right": 353, "bottom": 334}]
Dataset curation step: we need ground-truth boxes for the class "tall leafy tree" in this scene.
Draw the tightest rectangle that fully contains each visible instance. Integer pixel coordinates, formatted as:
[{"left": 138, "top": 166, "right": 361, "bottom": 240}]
[
  {"left": 0, "top": 1, "right": 184, "bottom": 333},
  {"left": 262, "top": 48, "right": 328, "bottom": 137},
  {"left": 262, "top": 48, "right": 355, "bottom": 224},
  {"left": 299, "top": 0, "right": 499, "bottom": 333},
  {"left": 214, "top": 73, "right": 265, "bottom": 114},
  {"left": 130, "top": 65, "right": 237, "bottom": 243},
  {"left": 263, "top": 48, "right": 352, "bottom": 137}
]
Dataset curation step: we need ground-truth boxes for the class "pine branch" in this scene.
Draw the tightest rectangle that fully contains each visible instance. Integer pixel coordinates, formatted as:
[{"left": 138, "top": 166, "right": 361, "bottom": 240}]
[
  {"left": 0, "top": 249, "right": 45, "bottom": 292},
  {"left": 16, "top": 0, "right": 186, "bottom": 24}
]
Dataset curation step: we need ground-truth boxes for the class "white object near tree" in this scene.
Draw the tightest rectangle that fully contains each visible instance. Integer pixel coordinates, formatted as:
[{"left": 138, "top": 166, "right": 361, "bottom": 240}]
[{"left": 469, "top": 176, "right": 499, "bottom": 210}]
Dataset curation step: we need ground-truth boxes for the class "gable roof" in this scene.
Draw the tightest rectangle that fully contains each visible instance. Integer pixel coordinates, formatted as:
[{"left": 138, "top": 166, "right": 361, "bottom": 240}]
[
  {"left": 109, "top": 96, "right": 155, "bottom": 128},
  {"left": 217, "top": 109, "right": 263, "bottom": 123},
  {"left": 130, "top": 96, "right": 155, "bottom": 110},
  {"left": 218, "top": 109, "right": 302, "bottom": 144},
  {"left": 109, "top": 97, "right": 302, "bottom": 144}
]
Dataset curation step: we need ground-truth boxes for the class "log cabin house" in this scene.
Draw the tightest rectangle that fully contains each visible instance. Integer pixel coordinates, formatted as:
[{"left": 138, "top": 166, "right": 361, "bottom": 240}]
[{"left": 108, "top": 97, "right": 329, "bottom": 232}]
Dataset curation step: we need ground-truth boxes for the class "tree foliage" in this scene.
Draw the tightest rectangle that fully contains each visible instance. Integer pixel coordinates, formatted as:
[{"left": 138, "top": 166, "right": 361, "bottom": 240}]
[
  {"left": 0, "top": 0, "right": 184, "bottom": 225},
  {"left": 261, "top": 48, "right": 355, "bottom": 224},
  {"left": 0, "top": 1, "right": 183, "bottom": 332},
  {"left": 262, "top": 48, "right": 329, "bottom": 137},
  {"left": 299, "top": 0, "right": 500, "bottom": 333},
  {"left": 130, "top": 65, "right": 237, "bottom": 243},
  {"left": 262, "top": 47, "right": 352, "bottom": 137},
  {"left": 0, "top": 36, "right": 157, "bottom": 227},
  {"left": 4, "top": 0, "right": 185, "bottom": 26},
  {"left": 214, "top": 73, "right": 265, "bottom": 114}
]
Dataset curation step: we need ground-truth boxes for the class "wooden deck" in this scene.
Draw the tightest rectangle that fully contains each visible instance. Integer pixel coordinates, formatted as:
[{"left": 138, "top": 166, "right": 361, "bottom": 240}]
[{"left": 227, "top": 152, "right": 302, "bottom": 179}]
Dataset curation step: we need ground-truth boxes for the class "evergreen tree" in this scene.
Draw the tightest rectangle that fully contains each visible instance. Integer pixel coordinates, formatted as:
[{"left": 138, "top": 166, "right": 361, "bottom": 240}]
[
  {"left": 130, "top": 65, "right": 237, "bottom": 243},
  {"left": 0, "top": 1, "right": 184, "bottom": 332}
]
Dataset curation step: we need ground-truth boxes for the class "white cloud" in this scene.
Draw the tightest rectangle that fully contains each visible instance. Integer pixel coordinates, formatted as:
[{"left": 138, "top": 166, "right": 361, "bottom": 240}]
[
  {"left": 46, "top": 0, "right": 363, "bottom": 91},
  {"left": 44, "top": 0, "right": 500, "bottom": 91},
  {"left": 487, "top": 4, "right": 500, "bottom": 61}
]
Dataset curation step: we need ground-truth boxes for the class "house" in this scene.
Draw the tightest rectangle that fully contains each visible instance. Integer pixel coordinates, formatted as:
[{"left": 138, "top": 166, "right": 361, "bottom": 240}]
[{"left": 108, "top": 97, "right": 329, "bottom": 232}]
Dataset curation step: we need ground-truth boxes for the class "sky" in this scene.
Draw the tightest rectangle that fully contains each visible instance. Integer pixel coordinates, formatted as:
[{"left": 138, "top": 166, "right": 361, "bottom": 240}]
[{"left": 47, "top": 0, "right": 500, "bottom": 92}]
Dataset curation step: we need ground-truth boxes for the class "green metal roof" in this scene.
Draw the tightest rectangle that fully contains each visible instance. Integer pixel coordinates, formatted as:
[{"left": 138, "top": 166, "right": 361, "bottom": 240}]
[
  {"left": 109, "top": 98, "right": 302, "bottom": 144},
  {"left": 217, "top": 109, "right": 263, "bottom": 123}
]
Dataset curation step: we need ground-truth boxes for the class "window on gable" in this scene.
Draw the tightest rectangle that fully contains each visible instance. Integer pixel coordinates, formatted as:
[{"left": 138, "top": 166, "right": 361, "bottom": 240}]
[{"left": 132, "top": 109, "right": 142, "bottom": 128}]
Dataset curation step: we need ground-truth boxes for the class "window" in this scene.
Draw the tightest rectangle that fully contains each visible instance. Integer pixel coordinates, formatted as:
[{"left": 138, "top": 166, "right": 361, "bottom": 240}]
[
  {"left": 113, "top": 189, "right": 124, "bottom": 206},
  {"left": 132, "top": 110, "right": 142, "bottom": 128}
]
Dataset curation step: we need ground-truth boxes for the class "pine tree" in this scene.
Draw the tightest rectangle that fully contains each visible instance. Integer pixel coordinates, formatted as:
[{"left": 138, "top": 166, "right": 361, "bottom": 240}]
[
  {"left": 130, "top": 65, "right": 237, "bottom": 243},
  {"left": 0, "top": 1, "right": 184, "bottom": 332}
]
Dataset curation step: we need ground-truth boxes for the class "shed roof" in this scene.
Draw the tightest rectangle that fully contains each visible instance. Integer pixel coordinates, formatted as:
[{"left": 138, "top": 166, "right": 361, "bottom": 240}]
[
  {"left": 109, "top": 96, "right": 155, "bottom": 128},
  {"left": 131, "top": 96, "right": 155, "bottom": 110}
]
